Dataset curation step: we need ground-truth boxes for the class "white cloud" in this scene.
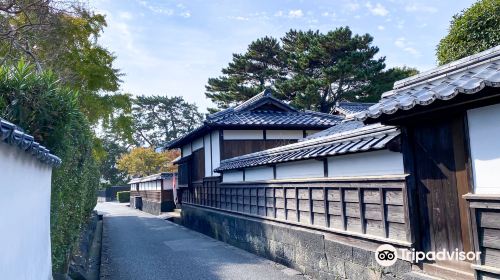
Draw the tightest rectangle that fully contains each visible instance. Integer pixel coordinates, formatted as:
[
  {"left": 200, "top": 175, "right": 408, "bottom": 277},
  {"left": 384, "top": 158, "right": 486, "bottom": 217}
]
[
  {"left": 180, "top": 11, "right": 191, "bottom": 18},
  {"left": 345, "top": 2, "right": 360, "bottom": 12},
  {"left": 366, "top": 2, "right": 389, "bottom": 16},
  {"left": 274, "top": 10, "right": 284, "bottom": 17},
  {"left": 288, "top": 9, "right": 304, "bottom": 18},
  {"left": 118, "top": 11, "right": 133, "bottom": 20},
  {"left": 394, "top": 37, "right": 420, "bottom": 56},
  {"left": 138, "top": 0, "right": 174, "bottom": 15},
  {"left": 405, "top": 3, "right": 438, "bottom": 13},
  {"left": 228, "top": 16, "right": 249, "bottom": 21},
  {"left": 377, "top": 25, "right": 385, "bottom": 30}
]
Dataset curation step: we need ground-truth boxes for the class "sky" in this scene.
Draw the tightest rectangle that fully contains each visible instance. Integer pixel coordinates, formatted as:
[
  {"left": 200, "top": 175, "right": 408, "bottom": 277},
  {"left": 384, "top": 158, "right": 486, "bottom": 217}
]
[{"left": 90, "top": 0, "right": 476, "bottom": 113}]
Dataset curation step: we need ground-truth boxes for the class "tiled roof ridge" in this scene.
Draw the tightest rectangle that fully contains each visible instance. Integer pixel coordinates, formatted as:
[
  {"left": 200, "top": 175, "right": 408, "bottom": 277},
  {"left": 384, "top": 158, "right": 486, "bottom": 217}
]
[
  {"left": 233, "top": 89, "right": 268, "bottom": 111},
  {"left": 128, "top": 172, "right": 176, "bottom": 184},
  {"left": 219, "top": 123, "right": 396, "bottom": 164},
  {"left": 387, "top": 45, "right": 500, "bottom": 97},
  {"left": 355, "top": 46, "right": 500, "bottom": 121},
  {"left": 0, "top": 118, "right": 62, "bottom": 167}
]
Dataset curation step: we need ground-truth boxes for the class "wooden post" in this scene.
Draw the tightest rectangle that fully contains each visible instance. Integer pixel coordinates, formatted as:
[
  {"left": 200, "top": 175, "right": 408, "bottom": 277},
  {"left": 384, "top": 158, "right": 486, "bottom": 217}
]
[
  {"left": 296, "top": 187, "right": 300, "bottom": 222},
  {"left": 358, "top": 188, "right": 366, "bottom": 234},
  {"left": 340, "top": 187, "right": 346, "bottom": 231},
  {"left": 309, "top": 188, "right": 314, "bottom": 225},
  {"left": 380, "top": 187, "right": 388, "bottom": 238},
  {"left": 324, "top": 187, "right": 329, "bottom": 228}
]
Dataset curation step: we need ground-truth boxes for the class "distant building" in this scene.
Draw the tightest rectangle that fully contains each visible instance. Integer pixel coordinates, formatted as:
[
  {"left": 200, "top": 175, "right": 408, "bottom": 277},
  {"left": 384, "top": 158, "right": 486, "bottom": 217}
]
[{"left": 128, "top": 172, "right": 177, "bottom": 215}]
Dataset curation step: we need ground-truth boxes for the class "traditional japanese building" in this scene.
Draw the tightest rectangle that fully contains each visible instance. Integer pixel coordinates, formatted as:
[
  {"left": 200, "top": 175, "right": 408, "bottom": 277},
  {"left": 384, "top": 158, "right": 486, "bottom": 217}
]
[
  {"left": 165, "top": 89, "right": 344, "bottom": 188},
  {"left": 129, "top": 172, "right": 177, "bottom": 215},
  {"left": 171, "top": 46, "right": 500, "bottom": 280}
]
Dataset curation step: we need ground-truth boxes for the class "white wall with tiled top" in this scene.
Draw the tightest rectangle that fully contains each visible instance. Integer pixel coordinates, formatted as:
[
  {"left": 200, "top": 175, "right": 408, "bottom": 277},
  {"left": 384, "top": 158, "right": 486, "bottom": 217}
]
[{"left": 0, "top": 143, "right": 53, "bottom": 279}]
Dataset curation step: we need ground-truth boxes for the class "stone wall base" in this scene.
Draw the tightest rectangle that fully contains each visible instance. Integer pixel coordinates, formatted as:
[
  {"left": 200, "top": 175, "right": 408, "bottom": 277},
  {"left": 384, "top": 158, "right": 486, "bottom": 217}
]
[
  {"left": 180, "top": 204, "right": 413, "bottom": 280},
  {"left": 131, "top": 197, "right": 175, "bottom": 215}
]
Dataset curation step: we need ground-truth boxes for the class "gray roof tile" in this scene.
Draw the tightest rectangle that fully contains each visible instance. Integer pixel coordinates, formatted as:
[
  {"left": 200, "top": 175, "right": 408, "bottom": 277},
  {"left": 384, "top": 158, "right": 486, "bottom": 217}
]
[
  {"left": 0, "top": 118, "right": 61, "bottom": 167},
  {"left": 356, "top": 46, "right": 500, "bottom": 122},
  {"left": 215, "top": 124, "right": 399, "bottom": 172}
]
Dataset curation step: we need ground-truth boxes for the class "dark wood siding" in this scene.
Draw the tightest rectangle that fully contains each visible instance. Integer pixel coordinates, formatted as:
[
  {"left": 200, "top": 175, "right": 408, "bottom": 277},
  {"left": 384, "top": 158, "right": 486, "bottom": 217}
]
[
  {"left": 182, "top": 177, "right": 410, "bottom": 245},
  {"left": 192, "top": 148, "right": 205, "bottom": 182},
  {"left": 410, "top": 114, "right": 473, "bottom": 269},
  {"left": 222, "top": 139, "right": 297, "bottom": 160},
  {"left": 178, "top": 162, "right": 190, "bottom": 186}
]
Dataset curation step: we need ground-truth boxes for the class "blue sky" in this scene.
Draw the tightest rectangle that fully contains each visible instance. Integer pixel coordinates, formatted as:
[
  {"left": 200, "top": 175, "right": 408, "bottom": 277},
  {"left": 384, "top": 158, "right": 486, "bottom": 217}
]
[{"left": 90, "top": 0, "right": 476, "bottom": 112}]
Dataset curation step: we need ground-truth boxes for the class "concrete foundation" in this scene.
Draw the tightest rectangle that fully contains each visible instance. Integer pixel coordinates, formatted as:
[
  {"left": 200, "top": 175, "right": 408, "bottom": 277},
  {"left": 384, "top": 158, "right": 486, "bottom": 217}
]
[
  {"left": 130, "top": 198, "right": 175, "bottom": 215},
  {"left": 180, "top": 204, "right": 413, "bottom": 280}
]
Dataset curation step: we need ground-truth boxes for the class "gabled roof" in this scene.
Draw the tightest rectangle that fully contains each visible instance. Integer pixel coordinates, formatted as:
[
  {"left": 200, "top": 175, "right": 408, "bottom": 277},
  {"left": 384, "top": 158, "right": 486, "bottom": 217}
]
[
  {"left": 165, "top": 89, "right": 342, "bottom": 149},
  {"left": 0, "top": 118, "right": 61, "bottom": 167},
  {"left": 301, "top": 120, "right": 365, "bottom": 141},
  {"left": 356, "top": 46, "right": 500, "bottom": 122},
  {"left": 128, "top": 172, "right": 176, "bottom": 184},
  {"left": 215, "top": 123, "right": 399, "bottom": 172},
  {"left": 334, "top": 102, "right": 374, "bottom": 118}
]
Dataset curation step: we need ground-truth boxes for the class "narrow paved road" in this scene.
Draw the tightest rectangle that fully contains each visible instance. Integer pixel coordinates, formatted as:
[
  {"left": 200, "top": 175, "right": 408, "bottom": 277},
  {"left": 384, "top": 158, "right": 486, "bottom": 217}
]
[{"left": 96, "top": 202, "right": 307, "bottom": 280}]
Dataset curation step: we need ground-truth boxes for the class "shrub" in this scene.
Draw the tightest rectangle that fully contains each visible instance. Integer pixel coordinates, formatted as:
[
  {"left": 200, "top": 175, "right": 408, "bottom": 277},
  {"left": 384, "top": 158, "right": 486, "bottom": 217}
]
[
  {"left": 117, "top": 191, "right": 130, "bottom": 203},
  {"left": 0, "top": 61, "right": 100, "bottom": 272}
]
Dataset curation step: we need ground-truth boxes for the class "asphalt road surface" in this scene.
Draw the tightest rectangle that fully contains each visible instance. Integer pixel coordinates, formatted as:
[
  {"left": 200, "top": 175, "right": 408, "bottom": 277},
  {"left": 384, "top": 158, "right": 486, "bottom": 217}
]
[{"left": 96, "top": 202, "right": 307, "bottom": 280}]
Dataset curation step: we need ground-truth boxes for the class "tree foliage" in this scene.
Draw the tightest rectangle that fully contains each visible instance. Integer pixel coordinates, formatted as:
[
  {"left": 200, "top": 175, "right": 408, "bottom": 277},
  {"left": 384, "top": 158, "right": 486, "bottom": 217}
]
[
  {"left": 0, "top": 0, "right": 131, "bottom": 129},
  {"left": 437, "top": 0, "right": 500, "bottom": 65},
  {"left": 0, "top": 60, "right": 99, "bottom": 272},
  {"left": 206, "top": 27, "right": 416, "bottom": 113},
  {"left": 117, "top": 147, "right": 180, "bottom": 178},
  {"left": 133, "top": 95, "right": 203, "bottom": 147},
  {"left": 206, "top": 37, "right": 286, "bottom": 109}
]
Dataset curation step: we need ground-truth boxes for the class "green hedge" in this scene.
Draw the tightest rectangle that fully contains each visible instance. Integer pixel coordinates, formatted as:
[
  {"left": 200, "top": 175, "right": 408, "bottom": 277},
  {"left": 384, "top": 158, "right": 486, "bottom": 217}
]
[
  {"left": 0, "top": 61, "right": 100, "bottom": 272},
  {"left": 117, "top": 191, "right": 130, "bottom": 203}
]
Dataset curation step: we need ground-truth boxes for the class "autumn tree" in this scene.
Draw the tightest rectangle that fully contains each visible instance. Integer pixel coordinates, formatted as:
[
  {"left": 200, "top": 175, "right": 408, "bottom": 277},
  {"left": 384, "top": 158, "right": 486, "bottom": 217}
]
[
  {"left": 437, "top": 0, "right": 500, "bottom": 65},
  {"left": 117, "top": 147, "right": 180, "bottom": 178}
]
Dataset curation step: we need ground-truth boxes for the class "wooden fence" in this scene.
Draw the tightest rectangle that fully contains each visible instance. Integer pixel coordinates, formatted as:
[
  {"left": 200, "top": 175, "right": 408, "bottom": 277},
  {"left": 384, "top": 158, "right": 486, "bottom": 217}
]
[{"left": 182, "top": 176, "right": 411, "bottom": 245}]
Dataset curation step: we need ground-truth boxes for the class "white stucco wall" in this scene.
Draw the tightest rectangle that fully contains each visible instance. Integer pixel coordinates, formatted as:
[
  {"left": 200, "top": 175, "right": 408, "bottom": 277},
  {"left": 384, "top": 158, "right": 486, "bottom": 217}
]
[
  {"left": 211, "top": 130, "right": 221, "bottom": 171},
  {"left": 0, "top": 143, "right": 53, "bottom": 280},
  {"left": 223, "top": 170, "right": 244, "bottom": 182},
  {"left": 328, "top": 150, "right": 404, "bottom": 177},
  {"left": 204, "top": 134, "right": 213, "bottom": 176},
  {"left": 192, "top": 137, "right": 204, "bottom": 151},
  {"left": 468, "top": 103, "right": 500, "bottom": 194},
  {"left": 276, "top": 159, "right": 324, "bottom": 179},
  {"left": 223, "top": 130, "right": 264, "bottom": 140},
  {"left": 181, "top": 144, "right": 192, "bottom": 157},
  {"left": 245, "top": 166, "right": 274, "bottom": 181},
  {"left": 266, "top": 130, "right": 303, "bottom": 140}
]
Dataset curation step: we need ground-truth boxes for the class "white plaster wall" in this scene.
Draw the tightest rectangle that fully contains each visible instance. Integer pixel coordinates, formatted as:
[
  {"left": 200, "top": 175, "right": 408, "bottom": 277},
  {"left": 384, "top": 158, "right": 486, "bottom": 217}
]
[
  {"left": 223, "top": 130, "right": 263, "bottom": 140},
  {"left": 266, "top": 130, "right": 303, "bottom": 140},
  {"left": 468, "top": 103, "right": 500, "bottom": 194},
  {"left": 276, "top": 159, "right": 324, "bottom": 179},
  {"left": 192, "top": 137, "right": 204, "bottom": 151},
  {"left": 204, "top": 134, "right": 213, "bottom": 176},
  {"left": 181, "top": 144, "right": 192, "bottom": 157},
  {"left": 328, "top": 150, "right": 404, "bottom": 177},
  {"left": 306, "top": 130, "right": 322, "bottom": 137},
  {"left": 162, "top": 178, "right": 174, "bottom": 190},
  {"left": 0, "top": 143, "right": 53, "bottom": 280},
  {"left": 211, "top": 130, "right": 221, "bottom": 171},
  {"left": 223, "top": 170, "right": 244, "bottom": 182},
  {"left": 245, "top": 166, "right": 274, "bottom": 181}
]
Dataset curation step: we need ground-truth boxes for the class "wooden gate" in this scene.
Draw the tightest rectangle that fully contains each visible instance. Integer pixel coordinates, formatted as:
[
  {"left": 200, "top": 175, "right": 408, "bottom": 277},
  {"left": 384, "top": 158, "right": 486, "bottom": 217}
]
[{"left": 411, "top": 114, "right": 472, "bottom": 271}]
